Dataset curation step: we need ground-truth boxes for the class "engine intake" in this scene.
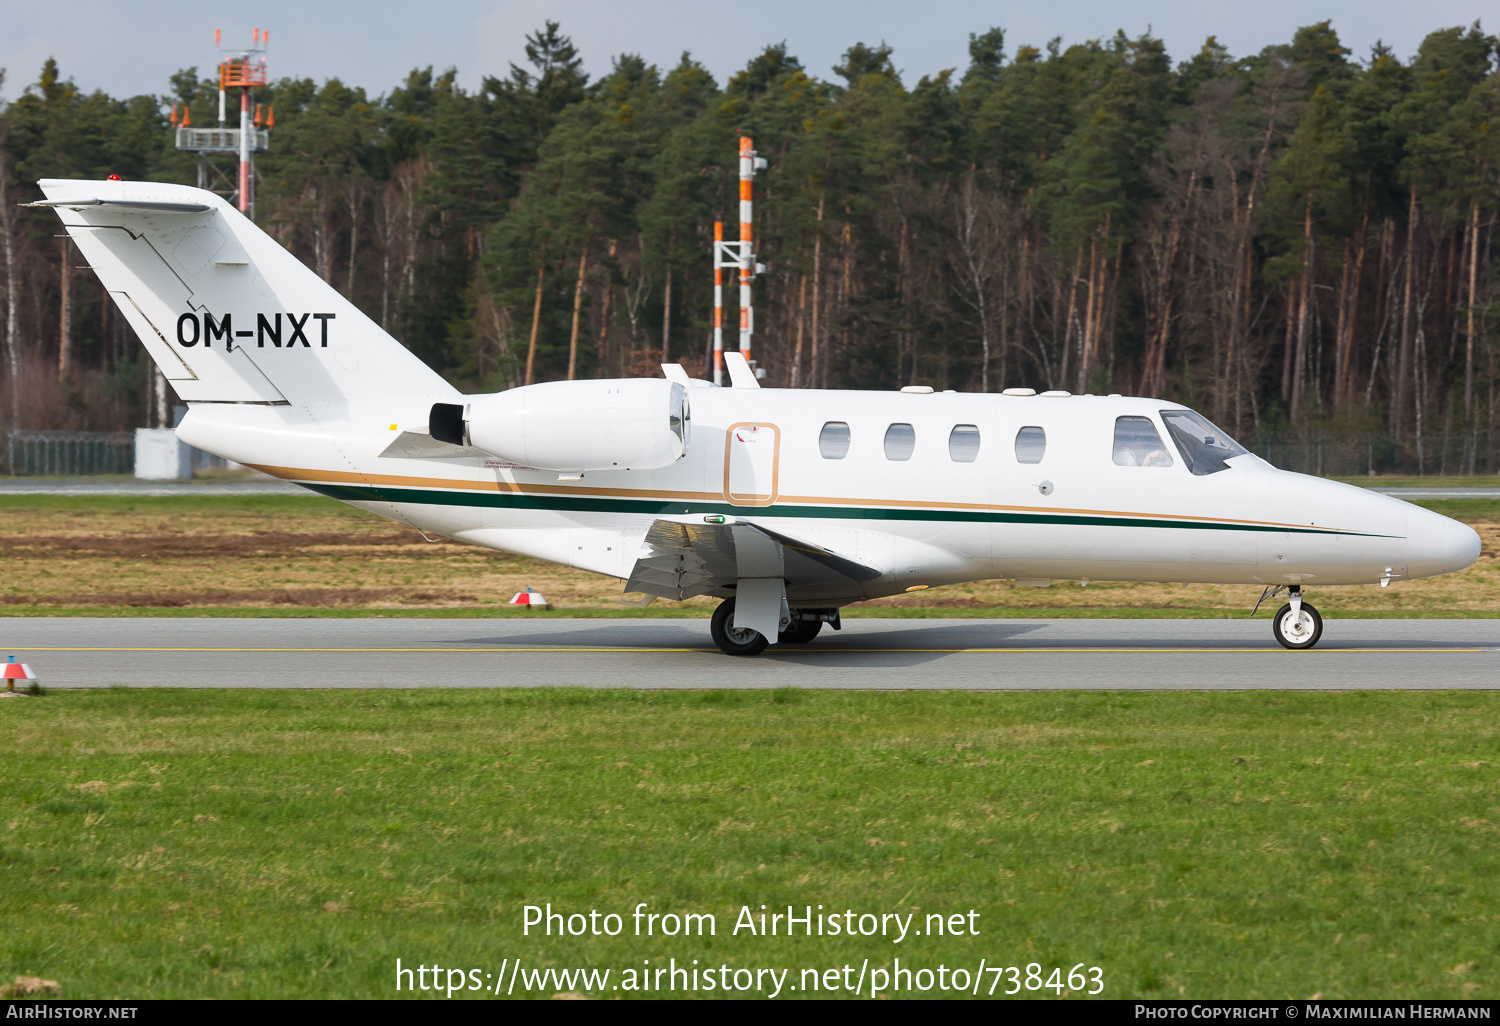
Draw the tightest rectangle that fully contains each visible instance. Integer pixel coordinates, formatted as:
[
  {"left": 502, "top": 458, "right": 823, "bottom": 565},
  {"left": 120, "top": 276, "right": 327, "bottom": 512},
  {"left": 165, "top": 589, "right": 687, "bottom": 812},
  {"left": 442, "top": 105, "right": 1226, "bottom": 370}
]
[{"left": 430, "top": 379, "right": 689, "bottom": 472}]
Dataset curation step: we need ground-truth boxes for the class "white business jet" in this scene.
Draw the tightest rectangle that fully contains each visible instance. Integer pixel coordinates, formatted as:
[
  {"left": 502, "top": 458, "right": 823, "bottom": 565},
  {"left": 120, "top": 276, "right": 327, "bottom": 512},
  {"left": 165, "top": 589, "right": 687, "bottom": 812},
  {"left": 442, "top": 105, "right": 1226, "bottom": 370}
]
[{"left": 36, "top": 179, "right": 1481, "bottom": 655}]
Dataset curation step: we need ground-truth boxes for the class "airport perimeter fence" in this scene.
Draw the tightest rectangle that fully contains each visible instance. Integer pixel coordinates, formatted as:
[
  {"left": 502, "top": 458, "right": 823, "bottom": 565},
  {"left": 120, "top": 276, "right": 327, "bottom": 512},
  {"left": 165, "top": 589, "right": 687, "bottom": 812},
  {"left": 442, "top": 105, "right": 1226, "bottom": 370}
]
[
  {"left": 1, "top": 430, "right": 233, "bottom": 477},
  {"left": 1248, "top": 432, "right": 1497, "bottom": 477},
  {"left": 4, "top": 430, "right": 135, "bottom": 476},
  {"left": 0, "top": 427, "right": 1492, "bottom": 479}
]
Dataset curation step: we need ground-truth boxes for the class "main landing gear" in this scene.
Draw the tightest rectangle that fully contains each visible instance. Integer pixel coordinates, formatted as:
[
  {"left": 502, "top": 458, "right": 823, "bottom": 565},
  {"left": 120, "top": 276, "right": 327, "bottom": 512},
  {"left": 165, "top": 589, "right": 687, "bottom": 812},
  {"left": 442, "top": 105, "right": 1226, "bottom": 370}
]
[
  {"left": 1262, "top": 585, "right": 1323, "bottom": 650},
  {"left": 710, "top": 597, "right": 769, "bottom": 656},
  {"left": 709, "top": 598, "right": 836, "bottom": 656}
]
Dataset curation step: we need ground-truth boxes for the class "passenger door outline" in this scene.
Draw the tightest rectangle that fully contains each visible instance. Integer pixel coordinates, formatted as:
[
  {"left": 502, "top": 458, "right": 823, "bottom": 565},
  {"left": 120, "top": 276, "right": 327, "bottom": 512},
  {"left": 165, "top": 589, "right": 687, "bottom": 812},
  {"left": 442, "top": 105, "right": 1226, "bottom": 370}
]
[{"left": 723, "top": 421, "right": 781, "bottom": 506}]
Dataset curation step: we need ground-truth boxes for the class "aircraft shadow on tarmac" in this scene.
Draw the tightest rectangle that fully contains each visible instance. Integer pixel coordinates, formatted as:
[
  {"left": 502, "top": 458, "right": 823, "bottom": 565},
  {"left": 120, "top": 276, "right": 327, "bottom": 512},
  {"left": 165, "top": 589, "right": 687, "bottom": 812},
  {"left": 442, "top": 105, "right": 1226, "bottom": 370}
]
[
  {"left": 448, "top": 622, "right": 1047, "bottom": 651},
  {"left": 444, "top": 620, "right": 1493, "bottom": 654},
  {"left": 450, "top": 623, "right": 705, "bottom": 648}
]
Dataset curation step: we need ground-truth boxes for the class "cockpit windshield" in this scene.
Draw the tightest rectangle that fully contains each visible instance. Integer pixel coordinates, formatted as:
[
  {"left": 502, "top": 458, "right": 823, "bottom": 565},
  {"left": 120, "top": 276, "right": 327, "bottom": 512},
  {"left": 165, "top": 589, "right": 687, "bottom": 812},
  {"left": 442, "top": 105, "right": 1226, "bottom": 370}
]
[{"left": 1159, "top": 409, "right": 1249, "bottom": 476}]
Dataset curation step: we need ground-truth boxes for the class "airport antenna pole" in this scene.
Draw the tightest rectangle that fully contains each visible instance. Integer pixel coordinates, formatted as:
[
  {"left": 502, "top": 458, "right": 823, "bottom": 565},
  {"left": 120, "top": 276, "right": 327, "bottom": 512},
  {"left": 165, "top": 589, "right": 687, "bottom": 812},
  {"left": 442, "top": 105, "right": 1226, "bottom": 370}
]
[
  {"left": 216, "top": 28, "right": 226, "bottom": 125},
  {"left": 711, "top": 137, "right": 765, "bottom": 384},
  {"left": 713, "top": 221, "right": 724, "bottom": 386},
  {"left": 238, "top": 87, "right": 251, "bottom": 216},
  {"left": 737, "top": 137, "right": 754, "bottom": 367}
]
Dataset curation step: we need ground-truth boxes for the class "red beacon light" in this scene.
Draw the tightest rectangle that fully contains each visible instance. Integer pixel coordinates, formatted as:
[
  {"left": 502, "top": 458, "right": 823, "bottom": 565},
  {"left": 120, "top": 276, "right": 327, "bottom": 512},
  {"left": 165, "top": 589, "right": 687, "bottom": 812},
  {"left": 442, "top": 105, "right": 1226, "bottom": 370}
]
[{"left": 107, "top": 174, "right": 121, "bottom": 181}]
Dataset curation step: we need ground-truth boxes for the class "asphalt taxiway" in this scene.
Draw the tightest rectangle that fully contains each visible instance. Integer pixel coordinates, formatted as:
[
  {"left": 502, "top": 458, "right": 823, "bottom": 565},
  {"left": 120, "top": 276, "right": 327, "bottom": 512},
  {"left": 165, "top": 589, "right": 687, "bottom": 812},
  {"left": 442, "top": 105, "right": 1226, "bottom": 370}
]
[{"left": 2, "top": 617, "right": 1495, "bottom": 690}]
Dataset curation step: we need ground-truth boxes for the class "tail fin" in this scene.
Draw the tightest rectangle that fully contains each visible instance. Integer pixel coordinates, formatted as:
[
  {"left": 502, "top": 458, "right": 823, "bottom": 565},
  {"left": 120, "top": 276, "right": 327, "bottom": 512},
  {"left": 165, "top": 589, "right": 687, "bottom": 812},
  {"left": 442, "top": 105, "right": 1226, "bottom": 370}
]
[{"left": 37, "top": 179, "right": 457, "bottom": 405}]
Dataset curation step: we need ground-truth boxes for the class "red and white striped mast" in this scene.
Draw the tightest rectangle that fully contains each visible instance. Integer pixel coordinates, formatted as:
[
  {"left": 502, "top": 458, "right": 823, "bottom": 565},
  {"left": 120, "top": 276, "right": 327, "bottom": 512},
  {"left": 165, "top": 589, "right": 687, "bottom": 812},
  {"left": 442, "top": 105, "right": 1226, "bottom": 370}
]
[
  {"left": 217, "top": 28, "right": 270, "bottom": 218},
  {"left": 713, "top": 222, "right": 726, "bottom": 384},
  {"left": 712, "top": 135, "right": 767, "bottom": 384}
]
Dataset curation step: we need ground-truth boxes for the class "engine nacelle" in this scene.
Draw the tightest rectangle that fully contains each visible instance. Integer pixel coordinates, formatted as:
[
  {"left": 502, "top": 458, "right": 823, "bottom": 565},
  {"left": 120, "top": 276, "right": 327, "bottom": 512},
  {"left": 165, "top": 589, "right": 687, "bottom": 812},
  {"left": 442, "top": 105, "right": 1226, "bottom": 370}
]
[{"left": 431, "top": 379, "right": 689, "bottom": 473}]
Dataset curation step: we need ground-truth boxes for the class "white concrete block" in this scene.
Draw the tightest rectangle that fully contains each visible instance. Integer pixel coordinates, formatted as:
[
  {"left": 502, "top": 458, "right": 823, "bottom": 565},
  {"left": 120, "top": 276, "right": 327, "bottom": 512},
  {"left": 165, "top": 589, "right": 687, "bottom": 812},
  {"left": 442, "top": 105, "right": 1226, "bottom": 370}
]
[{"left": 135, "top": 428, "right": 193, "bottom": 480}]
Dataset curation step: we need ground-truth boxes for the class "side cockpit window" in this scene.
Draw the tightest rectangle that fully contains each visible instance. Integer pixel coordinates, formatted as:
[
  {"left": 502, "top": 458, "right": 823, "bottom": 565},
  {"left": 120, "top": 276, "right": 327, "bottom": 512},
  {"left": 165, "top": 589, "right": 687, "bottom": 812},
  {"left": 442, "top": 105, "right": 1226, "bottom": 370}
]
[
  {"left": 1160, "top": 409, "right": 1248, "bottom": 476},
  {"left": 1015, "top": 426, "right": 1046, "bottom": 464},
  {"left": 1113, "top": 416, "right": 1174, "bottom": 467},
  {"left": 819, "top": 421, "right": 850, "bottom": 459}
]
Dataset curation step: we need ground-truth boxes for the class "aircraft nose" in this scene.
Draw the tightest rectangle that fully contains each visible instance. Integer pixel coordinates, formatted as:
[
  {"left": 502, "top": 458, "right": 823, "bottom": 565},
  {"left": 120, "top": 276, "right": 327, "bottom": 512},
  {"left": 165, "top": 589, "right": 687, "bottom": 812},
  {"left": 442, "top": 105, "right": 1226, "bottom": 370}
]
[{"left": 1405, "top": 506, "right": 1481, "bottom": 580}]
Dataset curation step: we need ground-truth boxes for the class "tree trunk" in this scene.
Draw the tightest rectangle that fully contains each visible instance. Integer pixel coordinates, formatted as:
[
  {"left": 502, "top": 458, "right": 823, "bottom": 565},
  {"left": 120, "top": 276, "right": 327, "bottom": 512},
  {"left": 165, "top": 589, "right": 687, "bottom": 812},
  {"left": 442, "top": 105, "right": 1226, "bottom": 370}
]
[
  {"left": 1077, "top": 227, "right": 1101, "bottom": 394},
  {"left": 155, "top": 370, "right": 168, "bottom": 429},
  {"left": 1280, "top": 282, "right": 1296, "bottom": 403},
  {"left": 898, "top": 214, "right": 913, "bottom": 384},
  {"left": 312, "top": 189, "right": 334, "bottom": 284},
  {"left": 839, "top": 218, "right": 853, "bottom": 380},
  {"left": 346, "top": 191, "right": 360, "bottom": 298},
  {"left": 59, "top": 238, "right": 73, "bottom": 376},
  {"left": 524, "top": 254, "right": 546, "bottom": 386},
  {"left": 1059, "top": 249, "right": 1081, "bottom": 388},
  {"left": 1331, "top": 237, "right": 1352, "bottom": 408},
  {"left": 660, "top": 264, "right": 673, "bottom": 366},
  {"left": 1366, "top": 218, "right": 1395, "bottom": 405},
  {"left": 1465, "top": 198, "right": 1479, "bottom": 430},
  {"left": 810, "top": 195, "right": 824, "bottom": 388},
  {"left": 791, "top": 271, "right": 807, "bottom": 388},
  {"left": 1338, "top": 213, "right": 1368, "bottom": 407},
  {"left": 597, "top": 239, "right": 617, "bottom": 378},
  {"left": 0, "top": 167, "right": 20, "bottom": 429},
  {"left": 976, "top": 260, "right": 992, "bottom": 393},
  {"left": 567, "top": 245, "right": 589, "bottom": 381},
  {"left": 1394, "top": 187, "right": 1418, "bottom": 443},
  {"left": 380, "top": 241, "right": 390, "bottom": 329},
  {"left": 1290, "top": 199, "right": 1313, "bottom": 422},
  {"left": 1017, "top": 219, "right": 1032, "bottom": 386},
  {"left": 1103, "top": 234, "right": 1122, "bottom": 392},
  {"left": 98, "top": 278, "right": 108, "bottom": 371}
]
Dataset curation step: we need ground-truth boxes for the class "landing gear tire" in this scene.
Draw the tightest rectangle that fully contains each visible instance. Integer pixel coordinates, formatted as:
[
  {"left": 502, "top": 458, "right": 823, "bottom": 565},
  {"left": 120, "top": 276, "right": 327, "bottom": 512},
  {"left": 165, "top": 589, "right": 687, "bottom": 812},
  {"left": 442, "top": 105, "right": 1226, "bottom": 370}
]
[
  {"left": 778, "top": 618, "right": 823, "bottom": 644},
  {"left": 1272, "top": 601, "right": 1322, "bottom": 650},
  {"left": 711, "top": 597, "right": 769, "bottom": 657}
]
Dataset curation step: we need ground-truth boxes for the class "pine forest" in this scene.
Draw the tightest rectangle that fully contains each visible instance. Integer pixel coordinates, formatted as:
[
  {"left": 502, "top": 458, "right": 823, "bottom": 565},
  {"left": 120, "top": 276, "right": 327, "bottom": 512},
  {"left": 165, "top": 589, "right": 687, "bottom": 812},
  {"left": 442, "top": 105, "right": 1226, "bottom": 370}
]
[{"left": 2, "top": 21, "right": 1499, "bottom": 474}]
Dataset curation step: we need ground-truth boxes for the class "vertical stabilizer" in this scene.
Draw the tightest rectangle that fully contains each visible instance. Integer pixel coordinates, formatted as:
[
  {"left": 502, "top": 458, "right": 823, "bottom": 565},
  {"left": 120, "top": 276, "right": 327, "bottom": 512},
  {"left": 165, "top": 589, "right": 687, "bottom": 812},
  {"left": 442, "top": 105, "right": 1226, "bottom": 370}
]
[{"left": 37, "top": 179, "right": 458, "bottom": 405}]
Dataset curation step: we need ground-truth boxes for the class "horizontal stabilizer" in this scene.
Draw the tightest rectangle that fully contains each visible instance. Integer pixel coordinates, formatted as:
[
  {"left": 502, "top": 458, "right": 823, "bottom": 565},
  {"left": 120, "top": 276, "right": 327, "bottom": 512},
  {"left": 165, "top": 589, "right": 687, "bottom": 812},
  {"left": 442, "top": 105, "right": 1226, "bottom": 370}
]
[{"left": 28, "top": 197, "right": 212, "bottom": 213}]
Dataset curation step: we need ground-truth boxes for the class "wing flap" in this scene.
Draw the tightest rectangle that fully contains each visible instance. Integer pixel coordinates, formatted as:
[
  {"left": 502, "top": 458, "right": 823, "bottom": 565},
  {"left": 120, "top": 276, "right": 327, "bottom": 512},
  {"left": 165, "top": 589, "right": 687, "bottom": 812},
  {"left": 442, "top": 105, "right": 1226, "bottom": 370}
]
[{"left": 624, "top": 518, "right": 881, "bottom": 601}]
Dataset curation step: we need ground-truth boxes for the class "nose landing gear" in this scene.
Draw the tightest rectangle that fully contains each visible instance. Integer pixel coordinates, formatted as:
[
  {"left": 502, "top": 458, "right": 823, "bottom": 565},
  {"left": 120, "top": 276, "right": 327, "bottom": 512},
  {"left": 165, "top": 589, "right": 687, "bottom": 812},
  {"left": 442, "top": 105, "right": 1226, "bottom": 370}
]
[{"left": 1271, "top": 586, "right": 1322, "bottom": 650}]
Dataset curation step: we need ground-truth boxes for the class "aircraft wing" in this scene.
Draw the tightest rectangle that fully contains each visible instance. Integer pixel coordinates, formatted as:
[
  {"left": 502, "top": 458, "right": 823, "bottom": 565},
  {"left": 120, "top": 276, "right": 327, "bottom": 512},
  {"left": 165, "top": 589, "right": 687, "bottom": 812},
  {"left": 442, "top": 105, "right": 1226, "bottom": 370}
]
[{"left": 625, "top": 518, "right": 881, "bottom": 601}]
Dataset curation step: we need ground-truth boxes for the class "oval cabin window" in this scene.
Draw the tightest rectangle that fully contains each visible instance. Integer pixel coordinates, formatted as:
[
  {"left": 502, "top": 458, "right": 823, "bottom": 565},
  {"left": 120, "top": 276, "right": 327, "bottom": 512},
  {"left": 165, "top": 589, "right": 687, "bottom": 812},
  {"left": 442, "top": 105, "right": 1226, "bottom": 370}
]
[
  {"left": 949, "top": 424, "right": 981, "bottom": 462},
  {"left": 884, "top": 423, "right": 916, "bottom": 461},
  {"left": 819, "top": 421, "right": 851, "bottom": 460},
  {"left": 1015, "top": 426, "right": 1046, "bottom": 464}
]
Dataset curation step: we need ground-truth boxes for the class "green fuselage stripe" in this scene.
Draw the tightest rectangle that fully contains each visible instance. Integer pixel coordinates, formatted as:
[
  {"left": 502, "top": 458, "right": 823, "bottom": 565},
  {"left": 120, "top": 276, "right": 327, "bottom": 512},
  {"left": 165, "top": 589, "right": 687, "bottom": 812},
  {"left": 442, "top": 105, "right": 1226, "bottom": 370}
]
[{"left": 300, "top": 482, "right": 1391, "bottom": 538}]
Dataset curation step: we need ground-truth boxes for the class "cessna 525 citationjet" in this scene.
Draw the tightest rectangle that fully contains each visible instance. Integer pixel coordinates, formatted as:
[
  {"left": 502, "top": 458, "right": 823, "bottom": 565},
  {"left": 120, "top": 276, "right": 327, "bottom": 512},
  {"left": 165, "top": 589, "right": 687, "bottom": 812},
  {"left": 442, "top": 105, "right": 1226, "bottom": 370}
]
[{"left": 36, "top": 179, "right": 1481, "bottom": 655}]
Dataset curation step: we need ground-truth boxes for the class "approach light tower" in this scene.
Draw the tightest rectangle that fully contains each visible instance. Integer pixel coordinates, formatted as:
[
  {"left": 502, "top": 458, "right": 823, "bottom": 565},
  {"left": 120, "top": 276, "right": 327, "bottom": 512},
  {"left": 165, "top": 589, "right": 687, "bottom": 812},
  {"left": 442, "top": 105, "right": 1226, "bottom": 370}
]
[
  {"left": 711, "top": 136, "right": 767, "bottom": 385},
  {"left": 171, "top": 28, "right": 272, "bottom": 219}
]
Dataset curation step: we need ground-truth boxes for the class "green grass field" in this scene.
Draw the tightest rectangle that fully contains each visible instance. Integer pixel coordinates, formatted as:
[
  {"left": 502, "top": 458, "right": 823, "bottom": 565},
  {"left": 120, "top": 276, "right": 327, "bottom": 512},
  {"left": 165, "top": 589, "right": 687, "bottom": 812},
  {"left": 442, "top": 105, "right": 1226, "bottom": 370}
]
[
  {"left": 2, "top": 689, "right": 1496, "bottom": 999},
  {"left": 0, "top": 493, "right": 1495, "bottom": 619},
  {"left": 1337, "top": 476, "right": 1500, "bottom": 489}
]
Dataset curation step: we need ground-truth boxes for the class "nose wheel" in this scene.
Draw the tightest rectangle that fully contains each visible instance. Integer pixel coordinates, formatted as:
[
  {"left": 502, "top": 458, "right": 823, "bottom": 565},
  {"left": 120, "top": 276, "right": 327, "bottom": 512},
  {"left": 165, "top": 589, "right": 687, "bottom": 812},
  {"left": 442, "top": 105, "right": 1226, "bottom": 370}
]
[{"left": 1272, "top": 594, "right": 1322, "bottom": 649}]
